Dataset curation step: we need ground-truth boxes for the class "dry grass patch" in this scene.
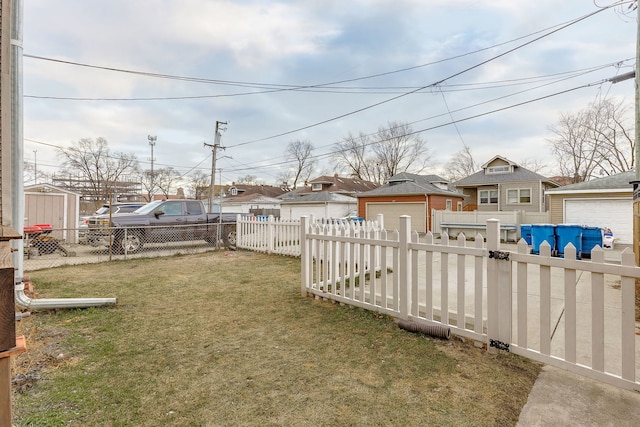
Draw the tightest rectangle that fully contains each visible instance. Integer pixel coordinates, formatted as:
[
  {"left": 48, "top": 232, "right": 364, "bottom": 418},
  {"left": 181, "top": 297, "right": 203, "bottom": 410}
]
[{"left": 12, "top": 251, "right": 540, "bottom": 426}]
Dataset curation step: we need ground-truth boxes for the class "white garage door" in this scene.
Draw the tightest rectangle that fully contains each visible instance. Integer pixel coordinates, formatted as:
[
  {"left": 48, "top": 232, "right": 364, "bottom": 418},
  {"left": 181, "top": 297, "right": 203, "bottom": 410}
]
[
  {"left": 564, "top": 199, "right": 632, "bottom": 244},
  {"left": 366, "top": 202, "right": 426, "bottom": 233}
]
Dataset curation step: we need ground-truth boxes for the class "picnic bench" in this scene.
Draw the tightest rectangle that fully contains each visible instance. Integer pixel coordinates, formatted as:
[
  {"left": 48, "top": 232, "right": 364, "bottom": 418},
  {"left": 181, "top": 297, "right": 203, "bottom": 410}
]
[{"left": 439, "top": 222, "right": 517, "bottom": 242}]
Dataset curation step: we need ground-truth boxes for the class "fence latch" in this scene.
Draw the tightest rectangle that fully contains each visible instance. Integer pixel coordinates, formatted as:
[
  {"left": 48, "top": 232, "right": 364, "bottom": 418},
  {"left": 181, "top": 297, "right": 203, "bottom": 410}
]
[
  {"left": 488, "top": 250, "right": 510, "bottom": 261},
  {"left": 489, "top": 339, "right": 510, "bottom": 352}
]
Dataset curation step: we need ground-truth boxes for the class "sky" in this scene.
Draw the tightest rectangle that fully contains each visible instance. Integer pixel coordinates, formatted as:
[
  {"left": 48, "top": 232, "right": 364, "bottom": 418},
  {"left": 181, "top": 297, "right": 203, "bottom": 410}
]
[{"left": 21, "top": 0, "right": 638, "bottom": 189}]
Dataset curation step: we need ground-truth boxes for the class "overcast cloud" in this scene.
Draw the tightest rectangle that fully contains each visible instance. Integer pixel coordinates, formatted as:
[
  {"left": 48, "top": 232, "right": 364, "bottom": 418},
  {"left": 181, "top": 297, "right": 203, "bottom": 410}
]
[{"left": 22, "top": 0, "right": 638, "bottom": 186}]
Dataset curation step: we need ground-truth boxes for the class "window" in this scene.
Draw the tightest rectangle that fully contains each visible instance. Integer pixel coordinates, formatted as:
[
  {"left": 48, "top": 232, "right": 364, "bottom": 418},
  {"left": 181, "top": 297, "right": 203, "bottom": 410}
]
[
  {"left": 446, "top": 200, "right": 452, "bottom": 210},
  {"left": 161, "top": 202, "right": 183, "bottom": 216},
  {"left": 186, "top": 201, "right": 203, "bottom": 215},
  {"left": 229, "top": 187, "right": 238, "bottom": 196},
  {"left": 312, "top": 183, "right": 323, "bottom": 191},
  {"left": 479, "top": 190, "right": 498, "bottom": 204},
  {"left": 507, "top": 188, "right": 531, "bottom": 204},
  {"left": 457, "top": 201, "right": 463, "bottom": 211},
  {"left": 487, "top": 165, "right": 510, "bottom": 174}
]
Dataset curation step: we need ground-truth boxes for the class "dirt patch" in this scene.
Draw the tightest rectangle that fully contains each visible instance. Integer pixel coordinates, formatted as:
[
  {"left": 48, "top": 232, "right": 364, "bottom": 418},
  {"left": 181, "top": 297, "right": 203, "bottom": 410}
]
[{"left": 13, "top": 317, "right": 70, "bottom": 393}]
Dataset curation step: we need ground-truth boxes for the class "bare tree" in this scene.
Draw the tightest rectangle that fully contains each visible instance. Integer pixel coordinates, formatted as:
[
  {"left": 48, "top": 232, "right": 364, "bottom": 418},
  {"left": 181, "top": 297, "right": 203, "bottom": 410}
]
[
  {"left": 188, "top": 170, "right": 209, "bottom": 199},
  {"left": 236, "top": 175, "right": 261, "bottom": 185},
  {"left": 23, "top": 161, "right": 49, "bottom": 185},
  {"left": 332, "top": 131, "right": 376, "bottom": 182},
  {"left": 276, "top": 170, "right": 294, "bottom": 191},
  {"left": 444, "top": 145, "right": 478, "bottom": 181},
  {"left": 57, "top": 137, "right": 139, "bottom": 202},
  {"left": 548, "top": 98, "right": 634, "bottom": 183},
  {"left": 333, "top": 121, "right": 430, "bottom": 184},
  {"left": 518, "top": 158, "right": 547, "bottom": 174},
  {"left": 373, "top": 121, "right": 430, "bottom": 179},
  {"left": 152, "top": 167, "right": 180, "bottom": 199},
  {"left": 285, "top": 140, "right": 315, "bottom": 189}
]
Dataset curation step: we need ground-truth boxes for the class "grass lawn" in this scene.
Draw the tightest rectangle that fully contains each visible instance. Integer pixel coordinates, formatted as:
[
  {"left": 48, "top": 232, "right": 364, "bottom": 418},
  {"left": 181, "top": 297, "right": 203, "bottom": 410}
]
[{"left": 12, "top": 251, "right": 540, "bottom": 426}]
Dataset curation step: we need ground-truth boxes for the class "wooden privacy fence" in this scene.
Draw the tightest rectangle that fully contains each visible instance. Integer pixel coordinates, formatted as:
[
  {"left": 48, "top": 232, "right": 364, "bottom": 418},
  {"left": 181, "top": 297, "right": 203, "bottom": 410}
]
[{"left": 300, "top": 215, "right": 640, "bottom": 392}]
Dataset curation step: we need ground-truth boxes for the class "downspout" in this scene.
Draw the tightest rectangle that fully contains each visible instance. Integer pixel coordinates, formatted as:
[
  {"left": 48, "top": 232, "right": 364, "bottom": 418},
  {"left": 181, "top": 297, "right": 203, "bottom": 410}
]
[{"left": 11, "top": 1, "right": 115, "bottom": 310}]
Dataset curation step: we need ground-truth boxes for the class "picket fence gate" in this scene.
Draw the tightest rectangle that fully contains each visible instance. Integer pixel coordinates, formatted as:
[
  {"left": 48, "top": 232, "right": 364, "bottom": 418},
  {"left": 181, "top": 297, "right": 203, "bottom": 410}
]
[{"left": 300, "top": 215, "right": 640, "bottom": 392}]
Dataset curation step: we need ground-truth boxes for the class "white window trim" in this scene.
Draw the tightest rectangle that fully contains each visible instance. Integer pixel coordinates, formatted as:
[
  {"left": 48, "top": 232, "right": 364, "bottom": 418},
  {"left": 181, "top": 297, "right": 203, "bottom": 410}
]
[
  {"left": 479, "top": 189, "right": 498, "bottom": 205},
  {"left": 311, "top": 183, "right": 323, "bottom": 191},
  {"left": 506, "top": 188, "right": 532, "bottom": 205},
  {"left": 487, "top": 165, "right": 511, "bottom": 174}
]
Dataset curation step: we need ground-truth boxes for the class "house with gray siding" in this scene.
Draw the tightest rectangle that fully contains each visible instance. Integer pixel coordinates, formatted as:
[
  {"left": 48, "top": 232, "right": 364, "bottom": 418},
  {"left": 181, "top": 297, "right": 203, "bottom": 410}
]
[{"left": 453, "top": 156, "right": 559, "bottom": 212}]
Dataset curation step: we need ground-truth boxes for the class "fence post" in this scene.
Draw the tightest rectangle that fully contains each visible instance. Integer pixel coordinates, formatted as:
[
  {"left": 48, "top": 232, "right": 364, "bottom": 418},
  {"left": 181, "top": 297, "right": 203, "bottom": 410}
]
[
  {"left": 300, "top": 216, "right": 309, "bottom": 297},
  {"left": 267, "top": 215, "right": 275, "bottom": 254},
  {"left": 486, "top": 219, "right": 512, "bottom": 352},
  {"left": 486, "top": 219, "right": 499, "bottom": 351},
  {"left": 376, "top": 213, "right": 384, "bottom": 231},
  {"left": 236, "top": 214, "right": 242, "bottom": 249},
  {"left": 399, "top": 215, "right": 411, "bottom": 320}
]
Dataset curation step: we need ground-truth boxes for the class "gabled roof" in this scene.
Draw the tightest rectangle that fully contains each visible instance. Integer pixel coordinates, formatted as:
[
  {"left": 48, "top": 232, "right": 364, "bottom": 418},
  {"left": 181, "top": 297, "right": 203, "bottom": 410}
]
[
  {"left": 480, "top": 155, "right": 515, "bottom": 169},
  {"left": 25, "top": 183, "right": 81, "bottom": 196},
  {"left": 357, "top": 173, "right": 463, "bottom": 198},
  {"left": 221, "top": 193, "right": 282, "bottom": 204},
  {"left": 280, "top": 191, "right": 357, "bottom": 205},
  {"left": 546, "top": 170, "right": 634, "bottom": 194},
  {"left": 453, "top": 156, "right": 557, "bottom": 187},
  {"left": 223, "top": 184, "right": 288, "bottom": 198},
  {"left": 298, "top": 174, "right": 378, "bottom": 194}
]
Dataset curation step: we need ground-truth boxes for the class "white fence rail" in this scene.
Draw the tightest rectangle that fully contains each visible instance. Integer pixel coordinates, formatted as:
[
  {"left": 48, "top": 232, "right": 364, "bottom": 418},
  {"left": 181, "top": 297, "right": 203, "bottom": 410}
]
[
  {"left": 236, "top": 214, "right": 383, "bottom": 256},
  {"left": 300, "top": 215, "right": 640, "bottom": 392}
]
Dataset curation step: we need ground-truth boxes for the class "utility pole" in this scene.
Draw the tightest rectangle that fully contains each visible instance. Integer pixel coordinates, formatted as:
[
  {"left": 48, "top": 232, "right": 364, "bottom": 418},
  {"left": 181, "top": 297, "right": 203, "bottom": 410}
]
[
  {"left": 204, "top": 120, "right": 227, "bottom": 212},
  {"left": 148, "top": 135, "right": 157, "bottom": 201}
]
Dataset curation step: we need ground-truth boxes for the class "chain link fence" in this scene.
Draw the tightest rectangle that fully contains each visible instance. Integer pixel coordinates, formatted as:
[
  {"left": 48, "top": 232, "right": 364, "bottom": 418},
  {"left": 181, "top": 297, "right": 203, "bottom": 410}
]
[{"left": 23, "top": 222, "right": 237, "bottom": 272}]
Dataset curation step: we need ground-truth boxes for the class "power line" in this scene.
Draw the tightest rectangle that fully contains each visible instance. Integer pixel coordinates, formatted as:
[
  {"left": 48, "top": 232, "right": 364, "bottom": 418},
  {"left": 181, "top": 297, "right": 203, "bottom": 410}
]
[
  {"left": 225, "top": 4, "right": 615, "bottom": 149},
  {"left": 22, "top": 6, "right": 622, "bottom": 101}
]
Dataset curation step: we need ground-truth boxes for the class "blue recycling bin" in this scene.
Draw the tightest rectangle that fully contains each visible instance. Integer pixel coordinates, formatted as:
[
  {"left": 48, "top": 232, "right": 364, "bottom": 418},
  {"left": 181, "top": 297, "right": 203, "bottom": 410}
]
[
  {"left": 555, "top": 224, "right": 582, "bottom": 258},
  {"left": 520, "top": 224, "right": 532, "bottom": 245},
  {"left": 531, "top": 224, "right": 556, "bottom": 255},
  {"left": 581, "top": 226, "right": 602, "bottom": 258}
]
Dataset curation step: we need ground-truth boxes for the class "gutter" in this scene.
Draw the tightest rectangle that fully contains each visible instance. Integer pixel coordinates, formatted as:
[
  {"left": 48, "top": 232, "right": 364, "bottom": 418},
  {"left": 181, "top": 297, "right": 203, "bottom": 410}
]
[
  {"left": 10, "top": 1, "right": 116, "bottom": 311},
  {"left": 14, "top": 277, "right": 116, "bottom": 310}
]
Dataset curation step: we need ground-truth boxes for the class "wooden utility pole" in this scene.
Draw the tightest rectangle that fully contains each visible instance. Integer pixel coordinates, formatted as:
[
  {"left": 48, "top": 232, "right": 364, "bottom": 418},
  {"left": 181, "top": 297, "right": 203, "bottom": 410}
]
[{"left": 204, "top": 120, "right": 227, "bottom": 213}]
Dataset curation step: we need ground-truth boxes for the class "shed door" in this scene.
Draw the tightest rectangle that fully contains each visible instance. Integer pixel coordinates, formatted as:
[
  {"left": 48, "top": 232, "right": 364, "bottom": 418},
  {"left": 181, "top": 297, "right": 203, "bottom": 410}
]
[
  {"left": 564, "top": 198, "right": 632, "bottom": 244},
  {"left": 366, "top": 202, "right": 426, "bottom": 233}
]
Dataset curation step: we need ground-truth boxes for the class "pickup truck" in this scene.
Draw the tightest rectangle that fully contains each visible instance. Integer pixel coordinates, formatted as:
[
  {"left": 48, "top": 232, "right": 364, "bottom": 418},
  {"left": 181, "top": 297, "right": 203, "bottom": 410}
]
[{"left": 86, "top": 199, "right": 239, "bottom": 253}]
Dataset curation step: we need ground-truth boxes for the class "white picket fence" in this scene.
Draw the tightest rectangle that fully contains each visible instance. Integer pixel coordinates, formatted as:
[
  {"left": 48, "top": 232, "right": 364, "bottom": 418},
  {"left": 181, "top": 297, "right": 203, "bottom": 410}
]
[
  {"left": 236, "top": 214, "right": 383, "bottom": 256},
  {"left": 300, "top": 215, "right": 640, "bottom": 392}
]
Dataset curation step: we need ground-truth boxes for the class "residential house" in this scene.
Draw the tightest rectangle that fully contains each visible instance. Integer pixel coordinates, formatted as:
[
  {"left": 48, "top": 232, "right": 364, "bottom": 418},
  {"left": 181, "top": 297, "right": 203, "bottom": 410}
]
[
  {"left": 294, "top": 174, "right": 378, "bottom": 196},
  {"left": 356, "top": 173, "right": 464, "bottom": 233},
  {"left": 278, "top": 174, "right": 377, "bottom": 220},
  {"left": 220, "top": 193, "right": 282, "bottom": 216},
  {"left": 279, "top": 192, "right": 358, "bottom": 221},
  {"left": 546, "top": 170, "right": 633, "bottom": 245},
  {"left": 205, "top": 183, "right": 288, "bottom": 216},
  {"left": 453, "top": 155, "right": 559, "bottom": 212}
]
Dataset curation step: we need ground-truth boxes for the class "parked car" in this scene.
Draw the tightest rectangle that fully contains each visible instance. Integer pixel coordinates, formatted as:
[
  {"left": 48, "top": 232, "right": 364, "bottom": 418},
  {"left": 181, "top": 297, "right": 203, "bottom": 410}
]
[
  {"left": 79, "top": 202, "right": 147, "bottom": 244},
  {"left": 85, "top": 199, "right": 240, "bottom": 253}
]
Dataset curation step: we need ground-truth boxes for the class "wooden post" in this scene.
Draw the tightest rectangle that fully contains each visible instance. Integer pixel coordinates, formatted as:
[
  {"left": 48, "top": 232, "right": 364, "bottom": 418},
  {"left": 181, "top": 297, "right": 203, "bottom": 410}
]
[{"left": 0, "top": 226, "right": 26, "bottom": 426}]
